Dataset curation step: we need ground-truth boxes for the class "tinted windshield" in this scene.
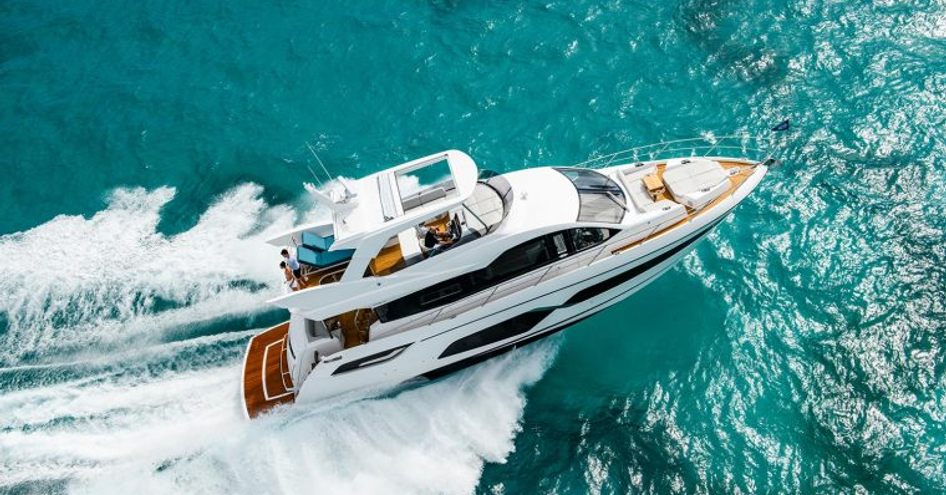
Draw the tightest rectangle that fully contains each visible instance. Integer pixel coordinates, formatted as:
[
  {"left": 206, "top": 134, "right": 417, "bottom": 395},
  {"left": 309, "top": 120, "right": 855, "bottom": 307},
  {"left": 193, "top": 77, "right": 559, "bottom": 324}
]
[{"left": 555, "top": 168, "right": 627, "bottom": 223}]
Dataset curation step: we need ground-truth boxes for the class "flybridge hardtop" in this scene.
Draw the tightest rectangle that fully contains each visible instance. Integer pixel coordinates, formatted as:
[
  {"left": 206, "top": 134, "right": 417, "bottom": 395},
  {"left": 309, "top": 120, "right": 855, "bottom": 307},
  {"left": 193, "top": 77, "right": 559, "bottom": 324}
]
[
  {"left": 323, "top": 150, "right": 479, "bottom": 249},
  {"left": 263, "top": 150, "right": 587, "bottom": 318},
  {"left": 266, "top": 150, "right": 478, "bottom": 250},
  {"left": 242, "top": 135, "right": 780, "bottom": 418}
]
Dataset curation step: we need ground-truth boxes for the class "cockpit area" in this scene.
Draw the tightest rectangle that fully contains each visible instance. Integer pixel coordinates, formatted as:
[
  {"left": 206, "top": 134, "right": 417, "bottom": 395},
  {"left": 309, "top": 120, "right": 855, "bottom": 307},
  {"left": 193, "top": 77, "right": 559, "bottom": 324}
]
[{"left": 369, "top": 172, "right": 513, "bottom": 275}]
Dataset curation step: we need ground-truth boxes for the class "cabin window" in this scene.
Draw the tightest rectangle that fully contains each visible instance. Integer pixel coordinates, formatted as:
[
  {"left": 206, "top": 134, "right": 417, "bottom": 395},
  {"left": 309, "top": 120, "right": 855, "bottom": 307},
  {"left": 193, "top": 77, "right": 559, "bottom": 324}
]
[
  {"left": 482, "top": 237, "right": 552, "bottom": 282},
  {"left": 419, "top": 282, "right": 464, "bottom": 306},
  {"left": 569, "top": 228, "right": 615, "bottom": 252},
  {"left": 438, "top": 310, "right": 553, "bottom": 358},
  {"left": 551, "top": 233, "right": 568, "bottom": 258},
  {"left": 374, "top": 228, "right": 618, "bottom": 323}
]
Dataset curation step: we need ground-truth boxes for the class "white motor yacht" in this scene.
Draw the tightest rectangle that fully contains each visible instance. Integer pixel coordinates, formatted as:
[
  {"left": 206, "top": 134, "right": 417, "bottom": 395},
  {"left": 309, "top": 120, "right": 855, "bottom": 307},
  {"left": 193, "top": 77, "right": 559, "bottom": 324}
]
[{"left": 241, "top": 136, "right": 775, "bottom": 418}]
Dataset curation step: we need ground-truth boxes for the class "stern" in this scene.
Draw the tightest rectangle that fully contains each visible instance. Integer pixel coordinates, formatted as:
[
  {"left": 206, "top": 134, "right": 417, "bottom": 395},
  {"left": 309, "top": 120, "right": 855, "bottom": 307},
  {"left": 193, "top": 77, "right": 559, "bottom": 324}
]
[{"left": 241, "top": 322, "right": 296, "bottom": 418}]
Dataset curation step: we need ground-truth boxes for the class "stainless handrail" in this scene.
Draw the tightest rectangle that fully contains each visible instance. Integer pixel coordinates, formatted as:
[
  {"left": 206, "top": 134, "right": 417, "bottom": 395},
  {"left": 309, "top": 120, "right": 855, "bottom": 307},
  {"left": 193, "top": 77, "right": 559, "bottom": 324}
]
[
  {"left": 571, "top": 134, "right": 777, "bottom": 169},
  {"left": 382, "top": 237, "right": 628, "bottom": 335},
  {"left": 378, "top": 133, "right": 784, "bottom": 336}
]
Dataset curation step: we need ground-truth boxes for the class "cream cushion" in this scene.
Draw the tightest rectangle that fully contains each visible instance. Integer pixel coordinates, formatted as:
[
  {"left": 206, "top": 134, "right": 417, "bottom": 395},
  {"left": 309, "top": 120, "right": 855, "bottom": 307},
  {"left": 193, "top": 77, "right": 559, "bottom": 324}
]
[{"left": 662, "top": 158, "right": 729, "bottom": 209}]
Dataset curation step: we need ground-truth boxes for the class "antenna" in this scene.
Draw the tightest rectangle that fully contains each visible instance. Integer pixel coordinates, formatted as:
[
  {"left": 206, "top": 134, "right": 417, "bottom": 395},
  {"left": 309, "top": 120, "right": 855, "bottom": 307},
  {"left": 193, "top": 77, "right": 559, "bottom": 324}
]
[
  {"left": 305, "top": 141, "right": 355, "bottom": 199},
  {"left": 305, "top": 142, "right": 334, "bottom": 183},
  {"left": 301, "top": 161, "right": 323, "bottom": 188}
]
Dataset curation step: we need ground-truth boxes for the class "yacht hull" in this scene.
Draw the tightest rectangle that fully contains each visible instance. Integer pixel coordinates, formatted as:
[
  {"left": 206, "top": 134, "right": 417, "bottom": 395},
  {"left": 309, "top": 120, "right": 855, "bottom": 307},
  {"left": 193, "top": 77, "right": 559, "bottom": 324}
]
[
  {"left": 292, "top": 211, "right": 727, "bottom": 406},
  {"left": 241, "top": 155, "right": 769, "bottom": 418}
]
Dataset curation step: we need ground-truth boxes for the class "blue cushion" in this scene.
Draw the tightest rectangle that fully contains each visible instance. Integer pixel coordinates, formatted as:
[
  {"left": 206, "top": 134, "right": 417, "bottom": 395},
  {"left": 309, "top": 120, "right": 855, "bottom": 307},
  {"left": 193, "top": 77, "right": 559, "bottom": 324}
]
[
  {"left": 297, "top": 245, "right": 354, "bottom": 268},
  {"left": 301, "top": 232, "right": 334, "bottom": 251}
]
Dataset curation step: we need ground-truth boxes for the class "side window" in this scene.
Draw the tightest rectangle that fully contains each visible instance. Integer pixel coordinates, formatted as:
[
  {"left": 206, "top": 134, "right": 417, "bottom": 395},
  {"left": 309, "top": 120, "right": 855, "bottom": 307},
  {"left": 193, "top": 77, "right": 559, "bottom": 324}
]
[
  {"left": 419, "top": 282, "right": 464, "bottom": 306},
  {"left": 551, "top": 233, "right": 568, "bottom": 258},
  {"left": 484, "top": 237, "right": 552, "bottom": 281},
  {"left": 375, "top": 228, "right": 621, "bottom": 323},
  {"left": 569, "top": 228, "right": 615, "bottom": 252}
]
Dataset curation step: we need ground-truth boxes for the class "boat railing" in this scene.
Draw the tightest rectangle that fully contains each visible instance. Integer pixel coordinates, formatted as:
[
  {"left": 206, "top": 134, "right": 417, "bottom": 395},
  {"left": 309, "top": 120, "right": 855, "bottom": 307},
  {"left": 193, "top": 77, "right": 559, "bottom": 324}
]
[
  {"left": 379, "top": 203, "right": 704, "bottom": 337},
  {"left": 570, "top": 134, "right": 778, "bottom": 170},
  {"left": 278, "top": 336, "right": 296, "bottom": 392},
  {"left": 380, "top": 240, "right": 621, "bottom": 335}
]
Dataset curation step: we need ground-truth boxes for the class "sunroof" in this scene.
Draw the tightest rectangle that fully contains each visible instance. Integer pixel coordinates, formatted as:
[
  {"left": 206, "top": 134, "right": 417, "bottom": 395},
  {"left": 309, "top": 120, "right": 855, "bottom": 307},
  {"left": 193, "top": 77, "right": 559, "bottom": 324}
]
[{"left": 396, "top": 157, "right": 457, "bottom": 211}]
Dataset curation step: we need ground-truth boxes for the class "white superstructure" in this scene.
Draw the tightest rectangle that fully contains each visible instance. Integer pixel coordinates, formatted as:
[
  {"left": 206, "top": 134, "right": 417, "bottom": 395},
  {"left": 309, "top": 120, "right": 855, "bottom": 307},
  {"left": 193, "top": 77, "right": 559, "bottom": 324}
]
[{"left": 241, "top": 138, "right": 774, "bottom": 418}]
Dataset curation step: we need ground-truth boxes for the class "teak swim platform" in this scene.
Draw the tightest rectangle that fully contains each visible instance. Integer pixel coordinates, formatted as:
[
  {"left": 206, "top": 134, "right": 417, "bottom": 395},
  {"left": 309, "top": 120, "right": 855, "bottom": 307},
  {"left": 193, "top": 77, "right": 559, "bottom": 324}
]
[{"left": 241, "top": 322, "right": 295, "bottom": 418}]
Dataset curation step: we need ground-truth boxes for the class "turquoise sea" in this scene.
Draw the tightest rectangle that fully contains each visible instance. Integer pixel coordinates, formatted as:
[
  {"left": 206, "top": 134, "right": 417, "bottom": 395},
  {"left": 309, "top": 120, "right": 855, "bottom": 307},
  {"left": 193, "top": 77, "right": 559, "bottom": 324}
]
[{"left": 2, "top": 1, "right": 946, "bottom": 493}]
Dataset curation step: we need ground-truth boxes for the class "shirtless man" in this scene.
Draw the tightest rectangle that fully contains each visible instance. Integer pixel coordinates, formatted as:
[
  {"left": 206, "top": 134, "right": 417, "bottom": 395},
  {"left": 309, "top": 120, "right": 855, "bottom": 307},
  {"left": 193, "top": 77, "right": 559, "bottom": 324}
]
[
  {"left": 281, "top": 248, "right": 305, "bottom": 284},
  {"left": 279, "top": 260, "right": 298, "bottom": 291}
]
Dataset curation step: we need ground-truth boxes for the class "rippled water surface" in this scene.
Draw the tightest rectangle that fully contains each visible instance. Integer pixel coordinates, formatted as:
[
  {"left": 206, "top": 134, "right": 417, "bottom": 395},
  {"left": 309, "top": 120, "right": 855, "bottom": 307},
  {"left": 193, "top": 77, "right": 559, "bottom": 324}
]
[{"left": 2, "top": 1, "right": 946, "bottom": 493}]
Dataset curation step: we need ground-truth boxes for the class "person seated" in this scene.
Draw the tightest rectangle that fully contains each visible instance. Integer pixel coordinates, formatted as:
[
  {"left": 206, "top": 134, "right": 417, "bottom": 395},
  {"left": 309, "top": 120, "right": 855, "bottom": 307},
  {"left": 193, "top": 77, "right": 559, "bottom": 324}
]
[
  {"left": 421, "top": 226, "right": 454, "bottom": 257},
  {"left": 423, "top": 226, "right": 439, "bottom": 250}
]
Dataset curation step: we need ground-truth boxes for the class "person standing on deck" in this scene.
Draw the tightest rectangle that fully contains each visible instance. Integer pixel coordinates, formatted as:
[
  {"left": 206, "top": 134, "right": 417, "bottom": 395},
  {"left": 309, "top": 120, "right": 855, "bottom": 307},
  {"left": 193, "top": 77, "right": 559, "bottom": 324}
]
[
  {"left": 280, "top": 261, "right": 299, "bottom": 291},
  {"left": 281, "top": 248, "right": 305, "bottom": 284}
]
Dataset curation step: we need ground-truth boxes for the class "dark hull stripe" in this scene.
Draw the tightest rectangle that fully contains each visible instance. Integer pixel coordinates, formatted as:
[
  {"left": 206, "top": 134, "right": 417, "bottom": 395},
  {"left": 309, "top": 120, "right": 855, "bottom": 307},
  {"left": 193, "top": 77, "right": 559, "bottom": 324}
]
[
  {"left": 420, "top": 225, "right": 715, "bottom": 380},
  {"left": 332, "top": 344, "right": 412, "bottom": 375},
  {"left": 420, "top": 209, "right": 734, "bottom": 343},
  {"left": 563, "top": 216, "right": 724, "bottom": 306},
  {"left": 438, "top": 309, "right": 554, "bottom": 359}
]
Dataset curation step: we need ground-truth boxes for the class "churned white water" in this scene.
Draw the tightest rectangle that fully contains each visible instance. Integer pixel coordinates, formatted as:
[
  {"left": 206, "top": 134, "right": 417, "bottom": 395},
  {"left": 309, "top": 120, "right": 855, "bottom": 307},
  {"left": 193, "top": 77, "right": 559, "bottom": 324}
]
[{"left": 0, "top": 185, "right": 555, "bottom": 493}]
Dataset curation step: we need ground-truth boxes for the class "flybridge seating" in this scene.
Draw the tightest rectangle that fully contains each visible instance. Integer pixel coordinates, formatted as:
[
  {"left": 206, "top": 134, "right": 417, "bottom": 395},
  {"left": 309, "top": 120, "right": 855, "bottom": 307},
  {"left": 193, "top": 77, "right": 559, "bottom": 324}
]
[
  {"left": 268, "top": 150, "right": 502, "bottom": 285},
  {"left": 297, "top": 232, "right": 354, "bottom": 268},
  {"left": 400, "top": 178, "right": 456, "bottom": 212}
]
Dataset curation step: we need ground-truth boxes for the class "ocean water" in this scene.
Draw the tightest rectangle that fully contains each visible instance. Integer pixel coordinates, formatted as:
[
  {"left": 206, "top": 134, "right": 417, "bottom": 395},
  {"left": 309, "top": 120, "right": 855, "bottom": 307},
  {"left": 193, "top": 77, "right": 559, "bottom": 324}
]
[{"left": 2, "top": 0, "right": 946, "bottom": 493}]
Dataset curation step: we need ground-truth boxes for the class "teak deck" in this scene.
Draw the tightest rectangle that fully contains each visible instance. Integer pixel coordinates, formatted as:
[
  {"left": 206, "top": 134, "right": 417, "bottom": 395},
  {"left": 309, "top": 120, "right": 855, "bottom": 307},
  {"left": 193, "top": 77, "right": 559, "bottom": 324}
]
[
  {"left": 613, "top": 160, "right": 754, "bottom": 254},
  {"left": 241, "top": 321, "right": 295, "bottom": 418},
  {"left": 298, "top": 263, "right": 347, "bottom": 290}
]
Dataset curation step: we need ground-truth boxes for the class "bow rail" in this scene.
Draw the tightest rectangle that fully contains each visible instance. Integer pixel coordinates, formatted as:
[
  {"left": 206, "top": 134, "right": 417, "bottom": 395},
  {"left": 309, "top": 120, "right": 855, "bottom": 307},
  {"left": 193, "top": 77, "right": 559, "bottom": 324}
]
[{"left": 571, "top": 134, "right": 781, "bottom": 170}]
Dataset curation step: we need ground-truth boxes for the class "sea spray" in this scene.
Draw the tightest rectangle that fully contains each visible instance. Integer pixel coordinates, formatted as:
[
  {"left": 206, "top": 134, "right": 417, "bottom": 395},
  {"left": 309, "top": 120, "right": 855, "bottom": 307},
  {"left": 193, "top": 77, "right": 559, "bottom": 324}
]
[
  {"left": 0, "top": 182, "right": 561, "bottom": 494},
  {"left": 0, "top": 330, "right": 557, "bottom": 494},
  {"left": 0, "top": 184, "right": 296, "bottom": 365}
]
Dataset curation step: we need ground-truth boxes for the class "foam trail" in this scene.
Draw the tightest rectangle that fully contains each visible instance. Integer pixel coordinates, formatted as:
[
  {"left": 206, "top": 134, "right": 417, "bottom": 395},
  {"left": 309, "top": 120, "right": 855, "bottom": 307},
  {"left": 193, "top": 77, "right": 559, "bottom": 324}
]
[
  {"left": 0, "top": 182, "right": 558, "bottom": 493},
  {"left": 0, "top": 333, "right": 556, "bottom": 494},
  {"left": 0, "top": 184, "right": 298, "bottom": 364}
]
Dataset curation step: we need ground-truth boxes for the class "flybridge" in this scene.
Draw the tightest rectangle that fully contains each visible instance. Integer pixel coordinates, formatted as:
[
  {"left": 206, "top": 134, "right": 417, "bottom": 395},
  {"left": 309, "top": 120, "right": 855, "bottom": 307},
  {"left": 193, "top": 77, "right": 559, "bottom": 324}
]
[
  {"left": 267, "top": 150, "right": 479, "bottom": 252},
  {"left": 320, "top": 150, "right": 479, "bottom": 251},
  {"left": 265, "top": 150, "right": 505, "bottom": 289}
]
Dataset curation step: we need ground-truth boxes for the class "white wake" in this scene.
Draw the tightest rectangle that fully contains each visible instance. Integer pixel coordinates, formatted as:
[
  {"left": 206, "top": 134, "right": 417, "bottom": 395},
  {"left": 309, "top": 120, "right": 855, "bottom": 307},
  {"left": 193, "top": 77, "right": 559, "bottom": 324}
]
[
  {"left": 0, "top": 184, "right": 556, "bottom": 494},
  {"left": 0, "top": 184, "right": 295, "bottom": 364}
]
